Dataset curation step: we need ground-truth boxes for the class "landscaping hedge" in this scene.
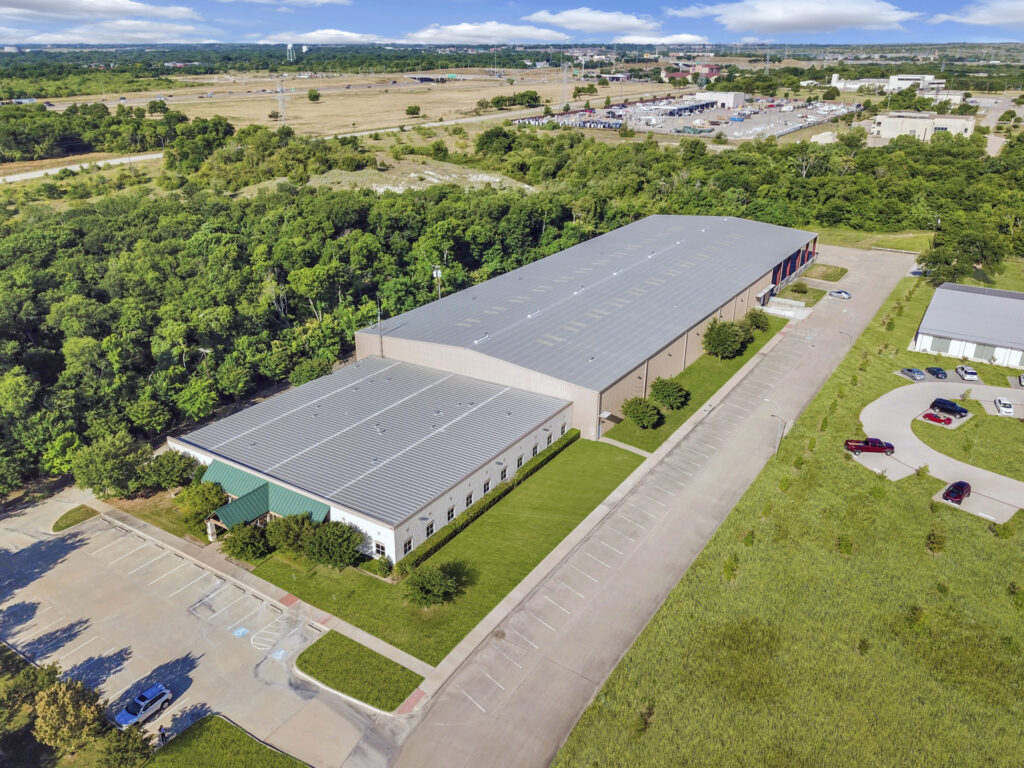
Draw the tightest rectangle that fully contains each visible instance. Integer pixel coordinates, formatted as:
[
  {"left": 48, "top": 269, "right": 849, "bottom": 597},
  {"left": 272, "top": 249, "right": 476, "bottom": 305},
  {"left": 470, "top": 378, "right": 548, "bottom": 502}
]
[{"left": 396, "top": 429, "right": 580, "bottom": 574}]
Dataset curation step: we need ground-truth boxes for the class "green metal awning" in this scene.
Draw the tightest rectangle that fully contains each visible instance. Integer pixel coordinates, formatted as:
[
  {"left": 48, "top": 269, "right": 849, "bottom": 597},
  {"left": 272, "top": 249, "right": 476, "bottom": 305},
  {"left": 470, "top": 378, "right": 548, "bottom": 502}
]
[
  {"left": 201, "top": 460, "right": 266, "bottom": 499},
  {"left": 203, "top": 461, "right": 330, "bottom": 528},
  {"left": 268, "top": 484, "right": 329, "bottom": 522},
  {"left": 214, "top": 485, "right": 269, "bottom": 529}
]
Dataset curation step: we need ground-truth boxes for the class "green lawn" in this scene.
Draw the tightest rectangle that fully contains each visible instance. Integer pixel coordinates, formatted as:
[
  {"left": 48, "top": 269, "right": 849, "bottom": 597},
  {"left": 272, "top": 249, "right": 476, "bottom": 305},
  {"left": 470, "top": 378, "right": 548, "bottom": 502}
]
[
  {"left": 254, "top": 441, "right": 642, "bottom": 665},
  {"left": 817, "top": 227, "right": 934, "bottom": 253},
  {"left": 107, "top": 490, "right": 198, "bottom": 541},
  {"left": 912, "top": 401, "right": 1024, "bottom": 482},
  {"left": 604, "top": 316, "right": 788, "bottom": 452},
  {"left": 554, "top": 277, "right": 1024, "bottom": 768},
  {"left": 803, "top": 263, "right": 849, "bottom": 282},
  {"left": 963, "top": 258, "right": 1024, "bottom": 293},
  {"left": 52, "top": 504, "right": 98, "bottom": 532},
  {"left": 149, "top": 716, "right": 303, "bottom": 768},
  {"left": 296, "top": 631, "right": 423, "bottom": 710},
  {"left": 777, "top": 283, "right": 826, "bottom": 306}
]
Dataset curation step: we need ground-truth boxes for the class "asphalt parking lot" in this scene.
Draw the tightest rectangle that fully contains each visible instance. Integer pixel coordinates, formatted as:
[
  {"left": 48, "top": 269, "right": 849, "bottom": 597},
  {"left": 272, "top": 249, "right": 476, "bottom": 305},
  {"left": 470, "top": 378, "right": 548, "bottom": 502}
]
[{"left": 0, "top": 507, "right": 370, "bottom": 766}]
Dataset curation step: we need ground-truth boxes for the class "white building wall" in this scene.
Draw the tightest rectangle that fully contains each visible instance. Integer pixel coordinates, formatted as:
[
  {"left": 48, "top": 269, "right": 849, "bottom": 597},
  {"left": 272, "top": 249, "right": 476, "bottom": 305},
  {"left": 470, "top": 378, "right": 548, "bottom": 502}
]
[{"left": 913, "top": 334, "right": 1023, "bottom": 369}]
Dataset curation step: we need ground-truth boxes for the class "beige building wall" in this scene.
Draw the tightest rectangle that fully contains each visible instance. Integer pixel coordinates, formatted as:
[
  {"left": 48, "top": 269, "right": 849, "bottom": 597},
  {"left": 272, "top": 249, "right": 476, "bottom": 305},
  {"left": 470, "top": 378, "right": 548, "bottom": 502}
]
[
  {"left": 871, "top": 112, "right": 974, "bottom": 141},
  {"left": 599, "top": 360, "right": 648, "bottom": 420},
  {"left": 646, "top": 335, "right": 688, "bottom": 383}
]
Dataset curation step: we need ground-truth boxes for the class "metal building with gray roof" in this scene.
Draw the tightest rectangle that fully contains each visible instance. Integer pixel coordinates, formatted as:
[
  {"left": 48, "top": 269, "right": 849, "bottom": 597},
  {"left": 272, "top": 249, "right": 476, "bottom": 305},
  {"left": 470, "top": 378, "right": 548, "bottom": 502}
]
[
  {"left": 913, "top": 283, "right": 1024, "bottom": 369},
  {"left": 356, "top": 215, "right": 818, "bottom": 439}
]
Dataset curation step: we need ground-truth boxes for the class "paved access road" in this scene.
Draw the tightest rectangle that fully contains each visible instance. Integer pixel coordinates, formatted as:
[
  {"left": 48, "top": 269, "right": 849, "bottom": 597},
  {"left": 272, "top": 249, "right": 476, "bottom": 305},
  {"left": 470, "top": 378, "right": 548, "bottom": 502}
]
[
  {"left": 0, "top": 153, "right": 164, "bottom": 184},
  {"left": 857, "top": 380, "right": 1024, "bottom": 522},
  {"left": 0, "top": 495, "right": 388, "bottom": 768},
  {"left": 385, "top": 245, "right": 916, "bottom": 768}
]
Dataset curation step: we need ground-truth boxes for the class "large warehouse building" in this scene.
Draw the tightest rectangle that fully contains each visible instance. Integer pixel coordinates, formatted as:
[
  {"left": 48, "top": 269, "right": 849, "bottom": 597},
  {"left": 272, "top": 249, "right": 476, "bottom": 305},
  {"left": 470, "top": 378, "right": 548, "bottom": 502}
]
[
  {"left": 913, "top": 283, "right": 1024, "bottom": 369},
  {"left": 172, "top": 215, "right": 816, "bottom": 559},
  {"left": 355, "top": 215, "right": 817, "bottom": 440}
]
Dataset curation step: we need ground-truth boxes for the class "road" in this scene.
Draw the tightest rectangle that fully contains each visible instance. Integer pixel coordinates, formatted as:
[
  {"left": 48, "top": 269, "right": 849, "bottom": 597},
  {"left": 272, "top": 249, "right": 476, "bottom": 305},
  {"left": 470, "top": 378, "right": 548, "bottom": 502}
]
[
  {"left": 975, "top": 95, "right": 1013, "bottom": 157},
  {"left": 384, "top": 245, "right": 915, "bottom": 768},
  {"left": 0, "top": 152, "right": 164, "bottom": 184},
  {"left": 856, "top": 380, "right": 1024, "bottom": 522}
]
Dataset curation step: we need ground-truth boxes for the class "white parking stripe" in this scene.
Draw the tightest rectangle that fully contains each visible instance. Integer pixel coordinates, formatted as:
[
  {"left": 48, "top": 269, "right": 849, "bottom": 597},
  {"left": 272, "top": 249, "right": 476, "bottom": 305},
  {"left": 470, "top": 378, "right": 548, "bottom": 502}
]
[
  {"left": 92, "top": 535, "right": 129, "bottom": 555},
  {"left": 541, "top": 594, "right": 570, "bottom": 614},
  {"left": 161, "top": 694, "right": 191, "bottom": 720},
  {"left": 616, "top": 513, "right": 645, "bottom": 530},
  {"left": 148, "top": 560, "right": 187, "bottom": 586},
  {"left": 459, "top": 686, "right": 486, "bottom": 713},
  {"left": 508, "top": 626, "right": 539, "bottom": 650},
  {"left": 108, "top": 542, "right": 148, "bottom": 564},
  {"left": 483, "top": 671, "right": 505, "bottom": 690},
  {"left": 55, "top": 636, "right": 97, "bottom": 662},
  {"left": 581, "top": 550, "right": 611, "bottom": 568},
  {"left": 167, "top": 573, "right": 212, "bottom": 598},
  {"left": 595, "top": 538, "right": 624, "bottom": 556},
  {"left": 226, "top": 605, "right": 262, "bottom": 631},
  {"left": 490, "top": 641, "right": 523, "bottom": 669},
  {"left": 127, "top": 551, "right": 169, "bottom": 575},
  {"left": 207, "top": 594, "right": 246, "bottom": 620},
  {"left": 190, "top": 584, "right": 226, "bottom": 608},
  {"left": 567, "top": 563, "right": 598, "bottom": 583},
  {"left": 552, "top": 576, "right": 585, "bottom": 599},
  {"left": 18, "top": 615, "right": 66, "bottom": 641}
]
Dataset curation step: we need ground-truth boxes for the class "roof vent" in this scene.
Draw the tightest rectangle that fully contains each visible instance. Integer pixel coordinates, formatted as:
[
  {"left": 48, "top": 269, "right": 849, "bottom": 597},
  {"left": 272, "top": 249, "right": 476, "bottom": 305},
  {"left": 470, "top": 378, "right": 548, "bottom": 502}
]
[
  {"left": 527, "top": 310, "right": 541, "bottom": 319},
  {"left": 435, "top": 409, "right": 442, "bottom": 416},
  {"left": 473, "top": 333, "right": 488, "bottom": 344},
  {"left": 612, "top": 269, "right": 624, "bottom": 276},
  {"left": 588, "top": 356, "right": 595, "bottom": 362},
  {"left": 506, "top": 410, "right": 512, "bottom": 417},
  {"left": 573, "top": 285, "right": 585, "bottom": 295},
  {"left": 386, "top": 376, "right": 392, "bottom": 382}
]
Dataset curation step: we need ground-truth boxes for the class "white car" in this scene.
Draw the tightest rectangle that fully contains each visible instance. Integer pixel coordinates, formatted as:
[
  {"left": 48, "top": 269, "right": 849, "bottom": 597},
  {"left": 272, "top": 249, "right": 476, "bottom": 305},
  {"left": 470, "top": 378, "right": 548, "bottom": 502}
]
[
  {"left": 828, "top": 290, "right": 852, "bottom": 300},
  {"left": 956, "top": 365, "right": 979, "bottom": 381},
  {"left": 994, "top": 397, "right": 1014, "bottom": 416}
]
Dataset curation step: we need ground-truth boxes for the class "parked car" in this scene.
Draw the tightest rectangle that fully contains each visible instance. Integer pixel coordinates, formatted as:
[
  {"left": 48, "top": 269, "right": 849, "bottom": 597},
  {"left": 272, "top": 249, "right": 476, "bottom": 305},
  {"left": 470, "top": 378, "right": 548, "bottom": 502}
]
[
  {"left": 925, "top": 366, "right": 947, "bottom": 379},
  {"left": 828, "top": 290, "right": 851, "bottom": 299},
  {"left": 1019, "top": 373, "right": 1024, "bottom": 387},
  {"left": 113, "top": 683, "right": 172, "bottom": 729},
  {"left": 900, "top": 368, "right": 926, "bottom": 381},
  {"left": 956, "top": 365, "right": 979, "bottom": 381},
  {"left": 942, "top": 481, "right": 972, "bottom": 505},
  {"left": 930, "top": 398, "right": 969, "bottom": 419},
  {"left": 844, "top": 438, "right": 894, "bottom": 456},
  {"left": 995, "top": 397, "right": 1014, "bottom": 416},
  {"left": 922, "top": 412, "right": 952, "bottom": 425}
]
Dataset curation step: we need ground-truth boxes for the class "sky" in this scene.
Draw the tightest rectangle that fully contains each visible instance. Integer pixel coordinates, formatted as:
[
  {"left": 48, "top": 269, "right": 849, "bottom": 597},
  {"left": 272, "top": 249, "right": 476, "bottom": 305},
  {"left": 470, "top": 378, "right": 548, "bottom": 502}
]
[{"left": 0, "top": 0, "right": 1021, "bottom": 47}]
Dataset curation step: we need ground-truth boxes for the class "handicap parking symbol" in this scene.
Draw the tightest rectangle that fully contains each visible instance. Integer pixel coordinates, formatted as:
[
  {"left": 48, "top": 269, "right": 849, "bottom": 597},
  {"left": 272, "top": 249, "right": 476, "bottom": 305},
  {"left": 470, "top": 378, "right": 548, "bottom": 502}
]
[
  {"left": 271, "top": 649, "right": 287, "bottom": 661},
  {"left": 233, "top": 627, "right": 250, "bottom": 638}
]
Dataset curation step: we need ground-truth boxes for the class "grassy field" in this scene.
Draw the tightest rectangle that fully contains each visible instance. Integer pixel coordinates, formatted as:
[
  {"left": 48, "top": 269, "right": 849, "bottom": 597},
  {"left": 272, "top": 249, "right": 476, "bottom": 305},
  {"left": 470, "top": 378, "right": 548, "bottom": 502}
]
[
  {"left": 963, "top": 257, "right": 1024, "bottom": 293},
  {"left": 106, "top": 489, "right": 198, "bottom": 541},
  {"left": 254, "top": 441, "right": 641, "bottom": 665},
  {"left": 912, "top": 401, "right": 1024, "bottom": 482},
  {"left": 777, "top": 283, "right": 826, "bottom": 306},
  {"left": 804, "top": 263, "right": 849, "bottom": 282},
  {"left": 554, "top": 276, "right": 1024, "bottom": 768},
  {"left": 52, "top": 504, "right": 98, "bottom": 532},
  {"left": 604, "top": 317, "right": 788, "bottom": 452},
  {"left": 817, "top": 227, "right": 934, "bottom": 253},
  {"left": 149, "top": 716, "right": 303, "bottom": 768},
  {"left": 296, "top": 631, "right": 422, "bottom": 710}
]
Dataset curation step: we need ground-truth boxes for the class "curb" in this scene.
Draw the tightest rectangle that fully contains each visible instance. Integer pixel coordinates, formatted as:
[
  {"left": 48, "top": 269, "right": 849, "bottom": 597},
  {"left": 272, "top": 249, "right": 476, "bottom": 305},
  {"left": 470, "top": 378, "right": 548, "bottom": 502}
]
[{"left": 290, "top": 660, "right": 394, "bottom": 718}]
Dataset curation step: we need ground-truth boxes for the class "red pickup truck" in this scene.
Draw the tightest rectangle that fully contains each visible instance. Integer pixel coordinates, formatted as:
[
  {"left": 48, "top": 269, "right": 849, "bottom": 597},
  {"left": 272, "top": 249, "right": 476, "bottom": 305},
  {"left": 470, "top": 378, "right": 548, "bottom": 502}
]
[{"left": 844, "top": 438, "right": 894, "bottom": 456}]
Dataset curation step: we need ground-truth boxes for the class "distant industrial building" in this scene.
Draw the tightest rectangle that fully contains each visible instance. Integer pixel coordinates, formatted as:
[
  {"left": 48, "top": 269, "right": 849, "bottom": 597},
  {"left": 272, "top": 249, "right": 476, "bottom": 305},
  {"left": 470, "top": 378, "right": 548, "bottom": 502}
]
[
  {"left": 871, "top": 111, "right": 975, "bottom": 141},
  {"left": 355, "top": 216, "right": 817, "bottom": 441},
  {"left": 913, "top": 284, "right": 1024, "bottom": 369},
  {"left": 694, "top": 91, "right": 747, "bottom": 109},
  {"left": 829, "top": 72, "right": 946, "bottom": 93}
]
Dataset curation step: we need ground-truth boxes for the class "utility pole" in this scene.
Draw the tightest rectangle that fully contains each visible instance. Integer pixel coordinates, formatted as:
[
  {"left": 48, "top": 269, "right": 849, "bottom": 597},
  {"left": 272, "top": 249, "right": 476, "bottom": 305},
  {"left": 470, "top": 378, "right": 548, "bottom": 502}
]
[
  {"left": 432, "top": 265, "right": 442, "bottom": 300},
  {"left": 277, "top": 79, "right": 286, "bottom": 124}
]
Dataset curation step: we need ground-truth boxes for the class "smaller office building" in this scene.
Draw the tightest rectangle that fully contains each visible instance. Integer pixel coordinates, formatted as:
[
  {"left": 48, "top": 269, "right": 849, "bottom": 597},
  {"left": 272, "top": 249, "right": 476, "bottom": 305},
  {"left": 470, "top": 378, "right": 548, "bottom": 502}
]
[
  {"left": 913, "top": 283, "right": 1024, "bottom": 369},
  {"left": 871, "top": 112, "right": 975, "bottom": 142}
]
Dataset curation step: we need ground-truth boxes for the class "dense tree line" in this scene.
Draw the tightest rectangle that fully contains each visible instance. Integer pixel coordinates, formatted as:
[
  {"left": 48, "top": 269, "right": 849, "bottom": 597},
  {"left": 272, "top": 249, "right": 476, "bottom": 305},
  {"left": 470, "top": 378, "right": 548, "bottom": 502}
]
[{"left": 1, "top": 117, "right": 1022, "bottom": 498}]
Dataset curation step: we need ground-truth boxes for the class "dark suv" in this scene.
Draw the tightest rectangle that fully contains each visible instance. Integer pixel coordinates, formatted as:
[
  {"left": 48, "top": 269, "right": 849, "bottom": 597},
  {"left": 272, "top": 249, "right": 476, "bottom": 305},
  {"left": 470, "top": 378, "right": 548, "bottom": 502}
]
[{"left": 930, "top": 398, "right": 969, "bottom": 419}]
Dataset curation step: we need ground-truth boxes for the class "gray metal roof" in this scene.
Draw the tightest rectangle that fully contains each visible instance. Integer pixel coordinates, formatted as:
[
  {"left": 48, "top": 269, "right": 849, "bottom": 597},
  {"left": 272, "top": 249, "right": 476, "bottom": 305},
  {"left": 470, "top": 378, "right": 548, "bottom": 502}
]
[
  {"left": 918, "top": 283, "right": 1024, "bottom": 351},
  {"left": 176, "top": 357, "right": 569, "bottom": 527},
  {"left": 362, "top": 215, "right": 815, "bottom": 391}
]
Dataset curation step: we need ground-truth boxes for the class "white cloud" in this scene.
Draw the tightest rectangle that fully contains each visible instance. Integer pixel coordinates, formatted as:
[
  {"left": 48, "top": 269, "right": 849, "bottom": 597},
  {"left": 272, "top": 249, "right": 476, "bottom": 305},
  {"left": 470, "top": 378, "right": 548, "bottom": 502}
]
[
  {"left": 614, "top": 32, "right": 708, "bottom": 43},
  {"left": 522, "top": 7, "right": 658, "bottom": 33},
  {"left": 24, "top": 19, "right": 212, "bottom": 43},
  {"left": 259, "top": 28, "right": 383, "bottom": 43},
  {"left": 403, "top": 21, "right": 568, "bottom": 44},
  {"left": 667, "top": 0, "right": 919, "bottom": 32},
  {"left": 740, "top": 35, "right": 770, "bottom": 43},
  {"left": 931, "top": 0, "right": 1024, "bottom": 26},
  {"left": 0, "top": 0, "right": 198, "bottom": 21},
  {"left": 217, "top": 0, "right": 352, "bottom": 5}
]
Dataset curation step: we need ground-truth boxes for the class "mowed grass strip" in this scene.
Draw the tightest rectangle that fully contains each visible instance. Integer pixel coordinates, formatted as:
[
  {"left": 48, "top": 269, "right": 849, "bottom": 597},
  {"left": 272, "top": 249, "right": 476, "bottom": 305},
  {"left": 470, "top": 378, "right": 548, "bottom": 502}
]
[
  {"left": 605, "top": 316, "right": 788, "bottom": 452},
  {"left": 912, "top": 400, "right": 1024, "bottom": 482},
  {"left": 52, "top": 504, "right": 98, "bottom": 532},
  {"left": 296, "top": 631, "right": 423, "bottom": 711},
  {"left": 254, "top": 441, "right": 642, "bottom": 665},
  {"left": 107, "top": 490, "right": 195, "bottom": 541},
  {"left": 553, "top": 276, "right": 1024, "bottom": 768},
  {"left": 803, "top": 263, "right": 849, "bottom": 282},
  {"left": 817, "top": 226, "right": 933, "bottom": 253},
  {"left": 149, "top": 716, "right": 303, "bottom": 768},
  {"left": 777, "top": 283, "right": 826, "bottom": 306}
]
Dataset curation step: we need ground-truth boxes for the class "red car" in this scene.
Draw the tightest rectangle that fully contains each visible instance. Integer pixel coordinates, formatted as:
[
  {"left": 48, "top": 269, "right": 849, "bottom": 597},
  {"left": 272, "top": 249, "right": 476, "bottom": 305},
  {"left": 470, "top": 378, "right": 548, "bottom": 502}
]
[
  {"left": 844, "top": 438, "right": 894, "bottom": 456},
  {"left": 943, "top": 481, "right": 971, "bottom": 505},
  {"left": 922, "top": 412, "right": 952, "bottom": 425}
]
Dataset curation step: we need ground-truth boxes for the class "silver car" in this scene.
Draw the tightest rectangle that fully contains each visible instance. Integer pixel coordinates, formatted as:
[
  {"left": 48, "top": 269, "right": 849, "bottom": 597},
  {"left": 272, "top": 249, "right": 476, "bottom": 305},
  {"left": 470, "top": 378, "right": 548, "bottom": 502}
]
[
  {"left": 994, "top": 397, "right": 1014, "bottom": 416},
  {"left": 956, "top": 365, "right": 978, "bottom": 381}
]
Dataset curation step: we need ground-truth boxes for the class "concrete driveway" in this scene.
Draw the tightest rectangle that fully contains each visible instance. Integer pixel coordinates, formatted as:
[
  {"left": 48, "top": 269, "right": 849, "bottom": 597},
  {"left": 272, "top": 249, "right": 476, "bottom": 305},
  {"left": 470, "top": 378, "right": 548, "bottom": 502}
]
[
  {"left": 856, "top": 380, "right": 1024, "bottom": 522},
  {"left": 0, "top": 495, "right": 382, "bottom": 767}
]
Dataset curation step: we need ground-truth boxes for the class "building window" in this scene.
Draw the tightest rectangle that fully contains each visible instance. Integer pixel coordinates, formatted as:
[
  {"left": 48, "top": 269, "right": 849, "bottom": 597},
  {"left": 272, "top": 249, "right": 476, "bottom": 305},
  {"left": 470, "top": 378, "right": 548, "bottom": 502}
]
[
  {"left": 483, "top": 480, "right": 490, "bottom": 494},
  {"left": 374, "top": 542, "right": 386, "bottom": 557},
  {"left": 447, "top": 506, "right": 455, "bottom": 521},
  {"left": 426, "top": 522, "right": 434, "bottom": 537},
  {"left": 517, "top": 455, "right": 523, "bottom": 468},
  {"left": 500, "top": 467, "right": 507, "bottom": 482},
  {"left": 466, "top": 492, "right": 473, "bottom": 508},
  {"left": 532, "top": 444, "right": 538, "bottom": 457},
  {"left": 546, "top": 434, "right": 552, "bottom": 447},
  {"left": 403, "top": 538, "right": 412, "bottom": 555},
  {"left": 560, "top": 424, "right": 566, "bottom": 436}
]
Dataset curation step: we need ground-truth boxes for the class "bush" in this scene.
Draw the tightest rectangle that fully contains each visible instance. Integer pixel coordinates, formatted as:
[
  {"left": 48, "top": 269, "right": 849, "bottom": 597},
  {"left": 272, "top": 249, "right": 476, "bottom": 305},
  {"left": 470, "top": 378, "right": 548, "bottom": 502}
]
[
  {"left": 622, "top": 397, "right": 662, "bottom": 429},
  {"left": 135, "top": 450, "right": 198, "bottom": 492},
  {"left": 745, "top": 307, "right": 771, "bottom": 332},
  {"left": 649, "top": 378, "right": 690, "bottom": 410},
  {"left": 33, "top": 679, "right": 103, "bottom": 756},
  {"left": 289, "top": 357, "right": 332, "bottom": 386},
  {"left": 364, "top": 554, "right": 393, "bottom": 578},
  {"left": 3, "top": 662, "right": 60, "bottom": 710},
  {"left": 405, "top": 563, "right": 459, "bottom": 605},
  {"left": 307, "top": 88, "right": 320, "bottom": 103},
  {"left": 100, "top": 725, "right": 152, "bottom": 768},
  {"left": 303, "top": 520, "right": 365, "bottom": 569},
  {"left": 174, "top": 481, "right": 227, "bottom": 536},
  {"left": 221, "top": 524, "right": 271, "bottom": 562},
  {"left": 405, "top": 105, "right": 420, "bottom": 116},
  {"left": 266, "top": 512, "right": 315, "bottom": 551},
  {"left": 790, "top": 280, "right": 809, "bottom": 295},
  {"left": 926, "top": 530, "right": 946, "bottom": 554},
  {"left": 703, "top": 318, "right": 752, "bottom": 360}
]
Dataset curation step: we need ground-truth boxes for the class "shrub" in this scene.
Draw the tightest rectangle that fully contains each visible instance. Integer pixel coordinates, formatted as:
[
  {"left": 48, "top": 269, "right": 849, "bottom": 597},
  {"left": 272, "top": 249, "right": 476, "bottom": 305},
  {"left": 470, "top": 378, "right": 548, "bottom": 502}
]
[
  {"left": 405, "top": 563, "right": 459, "bottom": 605},
  {"left": 649, "top": 378, "right": 690, "bottom": 410},
  {"left": 135, "top": 450, "right": 198, "bottom": 492},
  {"left": 174, "top": 481, "right": 227, "bottom": 535},
  {"left": 790, "top": 280, "right": 809, "bottom": 295},
  {"left": 926, "top": 530, "right": 946, "bottom": 553},
  {"left": 405, "top": 105, "right": 421, "bottom": 116},
  {"left": 4, "top": 663, "right": 60, "bottom": 710},
  {"left": 703, "top": 318, "right": 751, "bottom": 359},
  {"left": 266, "top": 512, "right": 315, "bottom": 552},
  {"left": 745, "top": 307, "right": 770, "bottom": 332},
  {"left": 221, "top": 524, "right": 271, "bottom": 562},
  {"left": 100, "top": 725, "right": 152, "bottom": 768},
  {"left": 622, "top": 397, "right": 662, "bottom": 429},
  {"left": 303, "top": 521, "right": 365, "bottom": 569},
  {"left": 365, "top": 554, "right": 393, "bottom": 578},
  {"left": 723, "top": 553, "right": 739, "bottom": 581},
  {"left": 289, "top": 357, "right": 332, "bottom": 386},
  {"left": 33, "top": 679, "right": 103, "bottom": 756}
]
